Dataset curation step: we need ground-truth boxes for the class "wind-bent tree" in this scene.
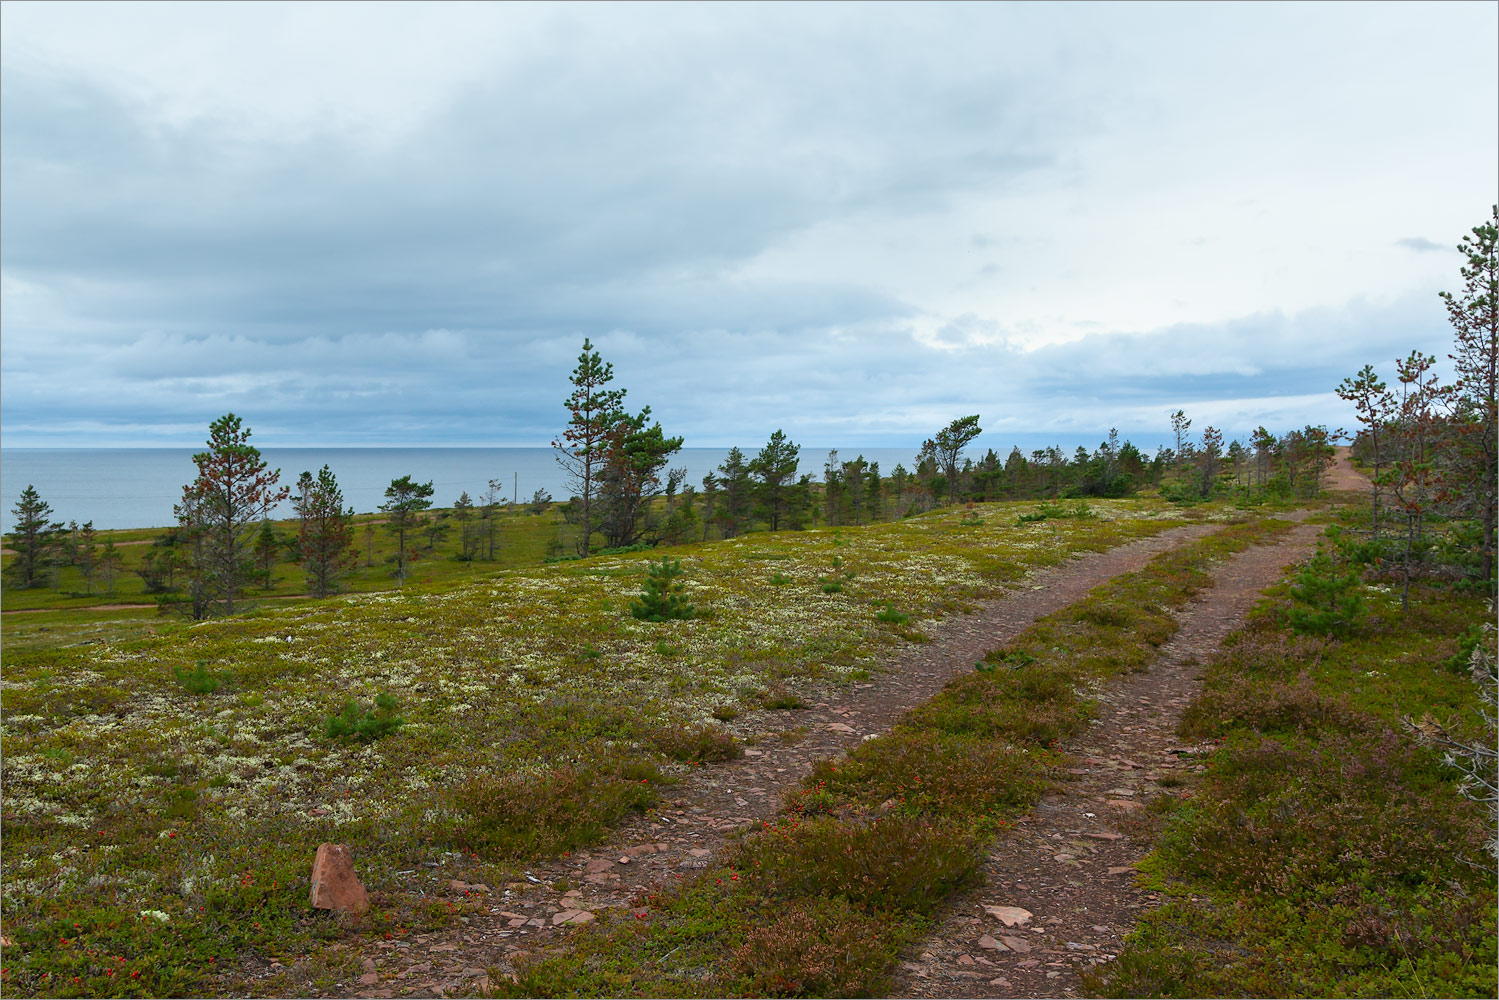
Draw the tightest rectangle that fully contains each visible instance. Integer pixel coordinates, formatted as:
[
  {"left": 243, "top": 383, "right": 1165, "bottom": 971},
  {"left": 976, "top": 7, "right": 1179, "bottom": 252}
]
[
  {"left": 1442, "top": 205, "right": 1499, "bottom": 590},
  {"left": 751, "top": 429, "right": 801, "bottom": 531},
  {"left": 381, "top": 475, "right": 434, "bottom": 586},
  {"left": 595, "top": 408, "right": 684, "bottom": 548},
  {"left": 3, "top": 485, "right": 61, "bottom": 589},
  {"left": 554, "top": 339, "right": 627, "bottom": 557},
  {"left": 932, "top": 415, "right": 982, "bottom": 504},
  {"left": 295, "top": 465, "right": 356, "bottom": 597},
  {"left": 176, "top": 414, "right": 290, "bottom": 617}
]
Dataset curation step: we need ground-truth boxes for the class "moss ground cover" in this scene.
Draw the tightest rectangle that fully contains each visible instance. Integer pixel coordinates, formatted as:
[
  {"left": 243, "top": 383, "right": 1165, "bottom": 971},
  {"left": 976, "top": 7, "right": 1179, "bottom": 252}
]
[
  {"left": 493, "top": 518, "right": 1293, "bottom": 998},
  {"left": 1, "top": 497, "right": 1215, "bottom": 998},
  {"left": 1088, "top": 533, "right": 1498, "bottom": 999}
]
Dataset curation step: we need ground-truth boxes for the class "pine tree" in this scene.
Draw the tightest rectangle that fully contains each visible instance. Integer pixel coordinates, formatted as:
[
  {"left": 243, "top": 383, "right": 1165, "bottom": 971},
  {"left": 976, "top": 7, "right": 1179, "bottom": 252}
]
[
  {"left": 1442, "top": 205, "right": 1499, "bottom": 591},
  {"left": 715, "top": 447, "right": 753, "bottom": 538},
  {"left": 933, "top": 415, "right": 982, "bottom": 504},
  {"left": 177, "top": 414, "right": 291, "bottom": 616},
  {"left": 553, "top": 339, "right": 627, "bottom": 557},
  {"left": 751, "top": 430, "right": 801, "bottom": 531},
  {"left": 3, "top": 485, "right": 61, "bottom": 589},
  {"left": 381, "top": 476, "right": 434, "bottom": 586},
  {"left": 295, "top": 465, "right": 356, "bottom": 597}
]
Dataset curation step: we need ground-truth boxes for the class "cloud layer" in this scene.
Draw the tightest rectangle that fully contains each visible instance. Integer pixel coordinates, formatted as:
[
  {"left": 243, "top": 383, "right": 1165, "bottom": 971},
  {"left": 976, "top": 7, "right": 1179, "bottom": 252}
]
[{"left": 2, "top": 2, "right": 1495, "bottom": 449}]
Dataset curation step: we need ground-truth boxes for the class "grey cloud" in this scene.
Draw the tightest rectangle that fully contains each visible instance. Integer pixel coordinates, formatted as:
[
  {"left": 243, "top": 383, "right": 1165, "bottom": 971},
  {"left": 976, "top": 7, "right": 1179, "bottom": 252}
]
[{"left": 1395, "top": 236, "right": 1449, "bottom": 253}]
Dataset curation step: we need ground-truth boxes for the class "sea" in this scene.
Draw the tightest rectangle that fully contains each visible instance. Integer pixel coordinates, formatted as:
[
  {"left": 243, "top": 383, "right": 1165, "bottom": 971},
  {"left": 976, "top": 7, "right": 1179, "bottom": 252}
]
[{"left": 0, "top": 447, "right": 927, "bottom": 533}]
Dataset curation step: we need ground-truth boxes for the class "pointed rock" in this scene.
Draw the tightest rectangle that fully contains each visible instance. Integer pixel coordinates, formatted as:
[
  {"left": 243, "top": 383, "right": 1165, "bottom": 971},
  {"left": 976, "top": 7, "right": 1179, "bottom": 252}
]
[{"left": 309, "top": 843, "right": 369, "bottom": 915}]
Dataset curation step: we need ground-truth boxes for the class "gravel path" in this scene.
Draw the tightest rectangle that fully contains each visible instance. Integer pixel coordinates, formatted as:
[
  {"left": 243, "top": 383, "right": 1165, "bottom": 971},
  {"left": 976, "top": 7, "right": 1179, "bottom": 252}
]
[{"left": 892, "top": 519, "right": 1325, "bottom": 999}]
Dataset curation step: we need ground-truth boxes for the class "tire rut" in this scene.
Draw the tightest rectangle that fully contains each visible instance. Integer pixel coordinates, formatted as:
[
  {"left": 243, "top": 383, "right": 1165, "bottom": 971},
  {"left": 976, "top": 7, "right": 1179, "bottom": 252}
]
[
  {"left": 307, "top": 519, "right": 1231, "bottom": 998},
  {"left": 893, "top": 520, "right": 1323, "bottom": 999}
]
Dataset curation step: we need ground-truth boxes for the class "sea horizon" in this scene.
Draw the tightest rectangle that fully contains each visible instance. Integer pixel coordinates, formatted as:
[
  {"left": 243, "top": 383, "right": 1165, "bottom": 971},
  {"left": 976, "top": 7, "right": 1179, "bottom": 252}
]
[{"left": 0, "top": 433, "right": 1174, "bottom": 534}]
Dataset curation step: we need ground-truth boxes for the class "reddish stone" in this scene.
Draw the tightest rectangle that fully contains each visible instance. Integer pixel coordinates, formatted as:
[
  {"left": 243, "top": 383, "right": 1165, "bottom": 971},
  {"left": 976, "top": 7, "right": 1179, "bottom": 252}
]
[{"left": 309, "top": 843, "right": 370, "bottom": 915}]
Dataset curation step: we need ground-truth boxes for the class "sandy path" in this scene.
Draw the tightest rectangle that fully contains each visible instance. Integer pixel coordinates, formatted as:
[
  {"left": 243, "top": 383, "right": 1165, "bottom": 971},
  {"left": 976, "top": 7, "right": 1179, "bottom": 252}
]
[{"left": 893, "top": 519, "right": 1323, "bottom": 998}]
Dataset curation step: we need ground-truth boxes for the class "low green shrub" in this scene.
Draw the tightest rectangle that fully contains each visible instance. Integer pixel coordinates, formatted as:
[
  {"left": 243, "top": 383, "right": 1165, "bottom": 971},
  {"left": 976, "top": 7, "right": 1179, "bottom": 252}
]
[{"left": 323, "top": 692, "right": 404, "bottom": 742}]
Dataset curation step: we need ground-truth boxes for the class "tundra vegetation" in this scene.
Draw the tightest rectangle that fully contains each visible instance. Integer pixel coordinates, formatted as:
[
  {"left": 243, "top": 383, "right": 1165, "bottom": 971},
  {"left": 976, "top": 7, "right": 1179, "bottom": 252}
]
[{"left": 2, "top": 208, "right": 1494, "bottom": 999}]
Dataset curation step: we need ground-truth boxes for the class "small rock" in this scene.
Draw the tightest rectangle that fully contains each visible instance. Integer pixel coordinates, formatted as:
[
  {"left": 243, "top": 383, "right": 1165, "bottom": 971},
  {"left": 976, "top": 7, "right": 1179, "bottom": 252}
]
[
  {"left": 1119, "top": 758, "right": 1143, "bottom": 768},
  {"left": 1107, "top": 865, "right": 1133, "bottom": 875},
  {"left": 585, "top": 858, "right": 615, "bottom": 874},
  {"left": 1053, "top": 853, "right": 1076, "bottom": 862},
  {"left": 430, "top": 943, "right": 458, "bottom": 953},
  {"left": 624, "top": 845, "right": 656, "bottom": 858},
  {"left": 617, "top": 856, "right": 631, "bottom": 865},
  {"left": 744, "top": 748, "right": 763, "bottom": 756},
  {"left": 1106, "top": 799, "right": 1143, "bottom": 811},
  {"left": 309, "top": 843, "right": 370, "bottom": 915},
  {"left": 688, "top": 848, "right": 712, "bottom": 858},
  {"left": 358, "top": 972, "right": 379, "bottom": 986},
  {"left": 1065, "top": 941, "right": 1097, "bottom": 951},
  {"left": 1084, "top": 831, "right": 1124, "bottom": 841},
  {"left": 1105, "top": 788, "right": 1136, "bottom": 796},
  {"left": 362, "top": 958, "right": 377, "bottom": 973},
  {"left": 826, "top": 722, "right": 856, "bottom": 733},
  {"left": 983, "top": 905, "right": 1033, "bottom": 927},
  {"left": 989, "top": 978, "right": 1011, "bottom": 987},
  {"left": 957, "top": 954, "right": 976, "bottom": 966},
  {"left": 552, "top": 909, "right": 596, "bottom": 926},
  {"left": 1000, "top": 936, "right": 1032, "bottom": 953},
  {"left": 977, "top": 934, "right": 1008, "bottom": 952},
  {"left": 1091, "top": 924, "right": 1110, "bottom": 933}
]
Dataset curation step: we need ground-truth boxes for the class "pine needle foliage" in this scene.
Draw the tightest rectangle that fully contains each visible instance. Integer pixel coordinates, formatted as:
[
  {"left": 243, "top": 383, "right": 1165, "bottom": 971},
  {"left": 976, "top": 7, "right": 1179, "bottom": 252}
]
[{"left": 629, "top": 556, "right": 695, "bottom": 622}]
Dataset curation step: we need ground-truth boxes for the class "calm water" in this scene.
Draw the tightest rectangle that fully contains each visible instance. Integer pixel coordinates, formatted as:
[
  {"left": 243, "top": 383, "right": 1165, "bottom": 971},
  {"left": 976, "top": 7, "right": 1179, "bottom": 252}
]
[{"left": 0, "top": 447, "right": 930, "bottom": 533}]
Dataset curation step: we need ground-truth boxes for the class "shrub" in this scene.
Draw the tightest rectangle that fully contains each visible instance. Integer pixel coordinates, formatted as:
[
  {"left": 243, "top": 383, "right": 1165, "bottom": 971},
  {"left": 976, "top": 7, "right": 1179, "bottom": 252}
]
[
  {"left": 909, "top": 665, "right": 1090, "bottom": 745},
  {"left": 173, "top": 660, "right": 229, "bottom": 695},
  {"left": 799, "top": 727, "right": 1045, "bottom": 819},
  {"left": 649, "top": 723, "right": 743, "bottom": 763},
  {"left": 324, "top": 692, "right": 405, "bottom": 743},
  {"left": 442, "top": 763, "right": 656, "bottom": 856},
  {"left": 731, "top": 896, "right": 897, "bottom": 997},
  {"left": 875, "top": 602, "right": 910, "bottom": 625},
  {"left": 630, "top": 556, "right": 695, "bottom": 622},
  {"left": 736, "top": 815, "right": 978, "bottom": 913}
]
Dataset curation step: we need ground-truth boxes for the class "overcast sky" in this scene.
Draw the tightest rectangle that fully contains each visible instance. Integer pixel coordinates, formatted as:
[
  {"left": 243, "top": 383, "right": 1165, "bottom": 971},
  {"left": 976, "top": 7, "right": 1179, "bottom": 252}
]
[{"left": 2, "top": 1, "right": 1495, "bottom": 451}]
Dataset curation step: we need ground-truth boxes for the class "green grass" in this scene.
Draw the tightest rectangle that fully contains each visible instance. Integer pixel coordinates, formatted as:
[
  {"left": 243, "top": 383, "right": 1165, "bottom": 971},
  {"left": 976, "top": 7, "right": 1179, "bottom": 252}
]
[
  {"left": 2, "top": 497, "right": 1224, "bottom": 998},
  {"left": 1087, "top": 532, "right": 1498, "bottom": 999},
  {"left": 492, "top": 518, "right": 1294, "bottom": 997}
]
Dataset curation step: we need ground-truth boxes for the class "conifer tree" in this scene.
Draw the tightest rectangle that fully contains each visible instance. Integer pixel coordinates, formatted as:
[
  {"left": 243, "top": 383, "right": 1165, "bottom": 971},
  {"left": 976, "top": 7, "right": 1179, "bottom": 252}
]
[
  {"left": 554, "top": 339, "right": 627, "bottom": 557},
  {"left": 1442, "top": 205, "right": 1498, "bottom": 590},
  {"left": 751, "top": 430, "right": 801, "bottom": 531},
  {"left": 3, "top": 485, "right": 61, "bottom": 589},
  {"left": 933, "top": 415, "right": 982, "bottom": 504},
  {"left": 296, "top": 465, "right": 356, "bottom": 597},
  {"left": 177, "top": 414, "right": 290, "bottom": 616},
  {"left": 381, "top": 475, "right": 434, "bottom": 586}
]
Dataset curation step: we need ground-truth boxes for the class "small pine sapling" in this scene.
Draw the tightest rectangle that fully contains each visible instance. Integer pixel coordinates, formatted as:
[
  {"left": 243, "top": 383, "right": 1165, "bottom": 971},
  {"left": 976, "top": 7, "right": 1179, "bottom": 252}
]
[
  {"left": 1287, "top": 546, "right": 1366, "bottom": 637},
  {"left": 630, "top": 556, "right": 695, "bottom": 622},
  {"left": 325, "top": 692, "right": 406, "bottom": 742}
]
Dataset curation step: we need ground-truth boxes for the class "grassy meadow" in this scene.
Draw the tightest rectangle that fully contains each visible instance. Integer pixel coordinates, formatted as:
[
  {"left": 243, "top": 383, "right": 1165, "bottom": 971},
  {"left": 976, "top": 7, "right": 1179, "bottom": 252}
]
[{"left": 2, "top": 496, "right": 1216, "bottom": 997}]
